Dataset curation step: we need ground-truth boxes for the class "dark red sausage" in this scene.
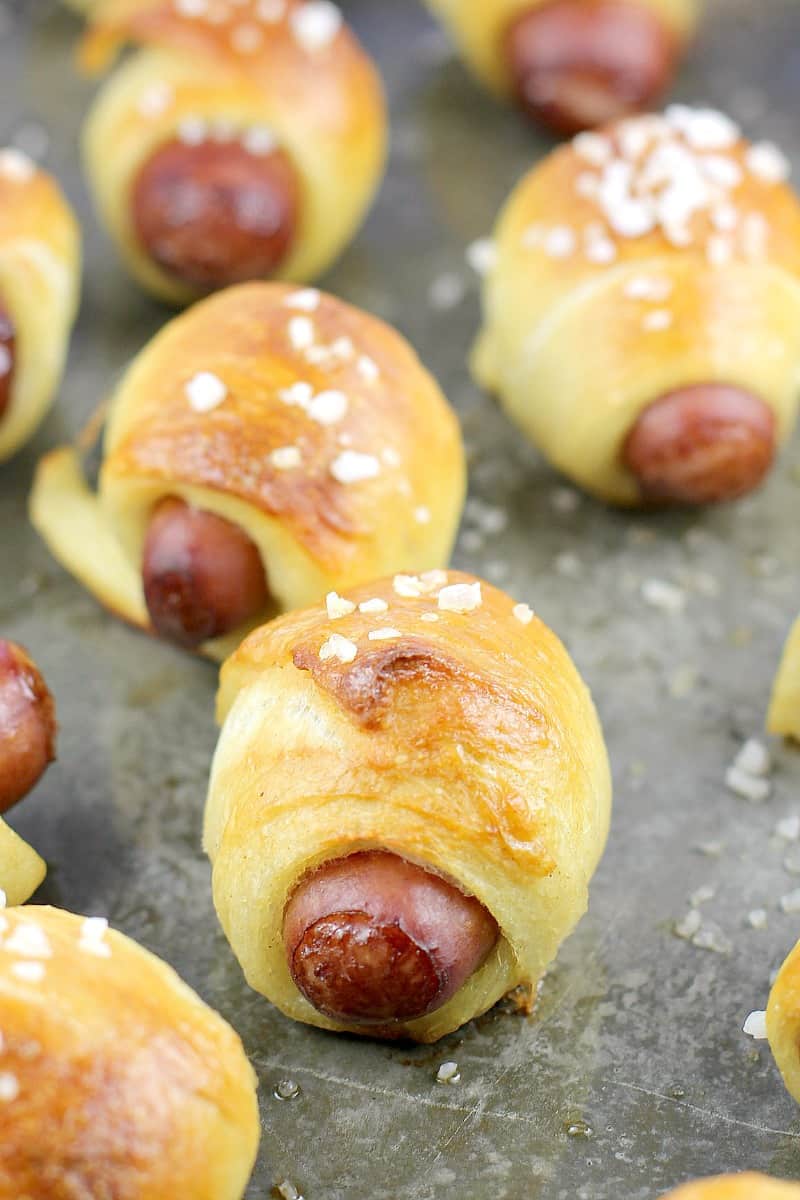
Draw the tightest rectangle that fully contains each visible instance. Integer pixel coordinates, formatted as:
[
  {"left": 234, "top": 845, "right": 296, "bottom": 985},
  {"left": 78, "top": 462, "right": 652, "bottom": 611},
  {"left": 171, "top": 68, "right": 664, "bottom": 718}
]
[
  {"left": 623, "top": 385, "right": 776, "bottom": 505},
  {"left": 0, "top": 641, "right": 56, "bottom": 814},
  {"left": 0, "top": 303, "right": 16, "bottom": 422},
  {"left": 142, "top": 497, "right": 270, "bottom": 649},
  {"left": 504, "top": 0, "right": 679, "bottom": 136},
  {"left": 131, "top": 137, "right": 300, "bottom": 292},
  {"left": 283, "top": 851, "right": 499, "bottom": 1026}
]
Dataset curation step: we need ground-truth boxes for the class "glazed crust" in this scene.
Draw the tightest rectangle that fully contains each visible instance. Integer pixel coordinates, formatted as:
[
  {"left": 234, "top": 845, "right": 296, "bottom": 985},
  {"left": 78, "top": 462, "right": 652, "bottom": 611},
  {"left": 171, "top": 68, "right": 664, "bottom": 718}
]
[
  {"left": 30, "top": 283, "right": 466, "bottom": 659},
  {"left": 661, "top": 1176, "right": 800, "bottom": 1199},
  {"left": 422, "top": 0, "right": 696, "bottom": 97},
  {"left": 204, "top": 570, "right": 611, "bottom": 1042},
  {"left": 767, "top": 937, "right": 800, "bottom": 1104},
  {"left": 767, "top": 616, "right": 800, "bottom": 741},
  {"left": 473, "top": 110, "right": 800, "bottom": 504},
  {"left": 81, "top": 0, "right": 387, "bottom": 304},
  {"left": 0, "top": 151, "right": 81, "bottom": 462},
  {"left": 0, "top": 905, "right": 259, "bottom": 1200}
]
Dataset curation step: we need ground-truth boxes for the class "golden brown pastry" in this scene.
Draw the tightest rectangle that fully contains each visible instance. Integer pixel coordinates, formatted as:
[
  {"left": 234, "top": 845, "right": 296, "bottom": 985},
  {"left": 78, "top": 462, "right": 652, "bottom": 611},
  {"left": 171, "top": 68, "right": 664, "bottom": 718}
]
[
  {"left": 0, "top": 151, "right": 81, "bottom": 464},
  {"left": 660, "top": 1177, "right": 800, "bottom": 1199},
  {"left": 768, "top": 616, "right": 800, "bottom": 741},
  {"left": 474, "top": 107, "right": 800, "bottom": 506},
  {"left": 0, "top": 642, "right": 56, "bottom": 909},
  {"left": 423, "top": 0, "right": 697, "bottom": 135},
  {"left": 0, "top": 904, "right": 259, "bottom": 1199},
  {"left": 79, "top": 0, "right": 386, "bottom": 305},
  {"left": 204, "top": 570, "right": 612, "bottom": 1042},
  {"left": 31, "top": 282, "right": 466, "bottom": 658},
  {"left": 767, "top": 936, "right": 800, "bottom": 1103}
]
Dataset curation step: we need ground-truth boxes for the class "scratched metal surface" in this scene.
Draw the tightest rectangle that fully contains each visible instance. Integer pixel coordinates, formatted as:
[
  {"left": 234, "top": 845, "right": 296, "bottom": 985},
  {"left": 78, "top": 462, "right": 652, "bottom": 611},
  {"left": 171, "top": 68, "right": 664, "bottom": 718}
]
[{"left": 2, "top": 0, "right": 800, "bottom": 1196}]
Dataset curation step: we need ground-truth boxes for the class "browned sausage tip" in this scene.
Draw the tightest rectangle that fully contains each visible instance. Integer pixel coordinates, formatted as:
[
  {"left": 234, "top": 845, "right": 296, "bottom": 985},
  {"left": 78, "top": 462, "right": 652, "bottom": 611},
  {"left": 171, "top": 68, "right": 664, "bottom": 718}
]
[
  {"left": 0, "top": 303, "right": 16, "bottom": 422},
  {"left": 142, "top": 497, "right": 270, "bottom": 649},
  {"left": 623, "top": 384, "right": 776, "bottom": 505},
  {"left": 132, "top": 137, "right": 300, "bottom": 292},
  {"left": 505, "top": 0, "right": 678, "bottom": 136},
  {"left": 0, "top": 640, "right": 56, "bottom": 814},
  {"left": 283, "top": 851, "right": 499, "bottom": 1027}
]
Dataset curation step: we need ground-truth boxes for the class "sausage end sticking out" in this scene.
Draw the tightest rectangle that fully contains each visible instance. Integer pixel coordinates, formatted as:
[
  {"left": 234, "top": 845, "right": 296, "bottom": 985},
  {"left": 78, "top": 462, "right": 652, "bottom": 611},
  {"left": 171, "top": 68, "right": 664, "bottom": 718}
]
[
  {"left": 0, "top": 303, "right": 16, "bottom": 422},
  {"left": 0, "top": 641, "right": 57, "bottom": 814},
  {"left": 132, "top": 138, "right": 300, "bottom": 292},
  {"left": 623, "top": 384, "right": 776, "bottom": 505},
  {"left": 142, "top": 498, "right": 270, "bottom": 649},
  {"left": 505, "top": 0, "right": 678, "bottom": 136},
  {"left": 284, "top": 851, "right": 499, "bottom": 1027}
]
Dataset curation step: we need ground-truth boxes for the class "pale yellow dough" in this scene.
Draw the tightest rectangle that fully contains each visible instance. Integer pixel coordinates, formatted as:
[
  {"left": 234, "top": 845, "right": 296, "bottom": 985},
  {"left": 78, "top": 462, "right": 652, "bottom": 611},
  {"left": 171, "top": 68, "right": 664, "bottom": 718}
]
[
  {"left": 422, "top": 0, "right": 697, "bottom": 97},
  {"left": 0, "top": 905, "right": 260, "bottom": 1199},
  {"left": 475, "top": 111, "right": 800, "bottom": 504},
  {"left": 768, "top": 937, "right": 800, "bottom": 1105},
  {"left": 0, "top": 817, "right": 46, "bottom": 907},
  {"left": 30, "top": 283, "right": 466, "bottom": 660},
  {"left": 81, "top": 0, "right": 387, "bottom": 304},
  {"left": 205, "top": 570, "right": 612, "bottom": 1042},
  {"left": 660, "top": 1176, "right": 800, "bottom": 1199},
  {"left": 0, "top": 152, "right": 81, "bottom": 463},
  {"left": 768, "top": 616, "right": 800, "bottom": 740}
]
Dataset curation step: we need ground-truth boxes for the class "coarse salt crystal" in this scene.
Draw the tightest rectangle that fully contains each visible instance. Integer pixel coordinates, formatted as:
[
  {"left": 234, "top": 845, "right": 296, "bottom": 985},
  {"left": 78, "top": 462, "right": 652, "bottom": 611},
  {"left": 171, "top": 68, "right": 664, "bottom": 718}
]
[
  {"left": 359, "top": 598, "right": 388, "bottom": 614},
  {"left": 544, "top": 226, "right": 576, "bottom": 259},
  {"left": 742, "top": 1010, "right": 768, "bottom": 1039},
  {"left": 781, "top": 888, "right": 800, "bottom": 914},
  {"left": 10, "top": 962, "right": 45, "bottom": 983},
  {"left": 438, "top": 582, "right": 482, "bottom": 614},
  {"left": 357, "top": 355, "right": 380, "bottom": 382},
  {"left": 776, "top": 815, "right": 800, "bottom": 841},
  {"left": 674, "top": 909, "right": 702, "bottom": 940},
  {"left": 0, "top": 890, "right": 6, "bottom": 910},
  {"left": 748, "top": 909, "right": 768, "bottom": 929},
  {"left": 177, "top": 115, "right": 207, "bottom": 145},
  {"left": 701, "top": 154, "right": 743, "bottom": 189},
  {"left": 174, "top": 0, "right": 208, "bottom": 14},
  {"left": 706, "top": 235, "right": 733, "bottom": 267},
  {"left": 666, "top": 105, "right": 739, "bottom": 150},
  {"left": 285, "top": 288, "right": 320, "bottom": 312},
  {"left": 279, "top": 381, "right": 314, "bottom": 407},
  {"left": 0, "top": 148, "right": 35, "bottom": 182},
  {"left": 290, "top": 1, "right": 342, "bottom": 52},
  {"left": 137, "top": 82, "right": 174, "bottom": 117},
  {"left": 429, "top": 272, "right": 466, "bottom": 311},
  {"left": 308, "top": 390, "right": 348, "bottom": 425},
  {"left": 734, "top": 738, "right": 771, "bottom": 778},
  {"left": 641, "top": 579, "right": 685, "bottom": 613},
  {"left": 624, "top": 275, "right": 672, "bottom": 302},
  {"left": 326, "top": 591, "right": 355, "bottom": 619},
  {"left": 421, "top": 612, "right": 439, "bottom": 623},
  {"left": 368, "top": 628, "right": 402, "bottom": 641},
  {"left": 608, "top": 200, "right": 655, "bottom": 238},
  {"left": 242, "top": 126, "right": 278, "bottom": 156},
  {"left": 185, "top": 371, "right": 227, "bottom": 412},
  {"left": 269, "top": 446, "right": 302, "bottom": 470},
  {"left": 642, "top": 309, "right": 672, "bottom": 332},
  {"left": 584, "top": 233, "right": 617, "bottom": 264},
  {"left": 689, "top": 884, "right": 715, "bottom": 907},
  {"left": 573, "top": 131, "right": 612, "bottom": 166},
  {"left": 466, "top": 238, "right": 496, "bottom": 276},
  {"left": 746, "top": 141, "right": 791, "bottom": 184},
  {"left": 330, "top": 451, "right": 380, "bottom": 484},
  {"left": 318, "top": 633, "right": 357, "bottom": 664},
  {"left": 436, "top": 1061, "right": 460, "bottom": 1084},
  {"left": 393, "top": 575, "right": 423, "bottom": 598},
  {"left": 0, "top": 1072, "right": 19, "bottom": 1102},
  {"left": 4, "top": 924, "right": 51, "bottom": 959},
  {"left": 725, "top": 765, "right": 771, "bottom": 803},
  {"left": 712, "top": 202, "right": 739, "bottom": 233},
  {"left": 231, "top": 22, "right": 263, "bottom": 52},
  {"left": 512, "top": 603, "right": 534, "bottom": 625},
  {"left": 288, "top": 316, "right": 315, "bottom": 351}
]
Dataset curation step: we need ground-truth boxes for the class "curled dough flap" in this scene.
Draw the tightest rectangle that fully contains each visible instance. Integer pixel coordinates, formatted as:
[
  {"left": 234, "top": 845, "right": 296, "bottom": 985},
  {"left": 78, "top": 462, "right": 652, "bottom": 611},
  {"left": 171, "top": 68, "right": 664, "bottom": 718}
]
[
  {"left": 423, "top": 0, "right": 697, "bottom": 95},
  {"left": 0, "top": 817, "right": 46, "bottom": 907},
  {"left": 205, "top": 571, "right": 611, "bottom": 1042},
  {"left": 767, "top": 616, "right": 800, "bottom": 741},
  {"left": 0, "top": 155, "right": 81, "bottom": 462},
  {"left": 81, "top": 0, "right": 387, "bottom": 302},
  {"left": 0, "top": 905, "right": 260, "bottom": 1199}
]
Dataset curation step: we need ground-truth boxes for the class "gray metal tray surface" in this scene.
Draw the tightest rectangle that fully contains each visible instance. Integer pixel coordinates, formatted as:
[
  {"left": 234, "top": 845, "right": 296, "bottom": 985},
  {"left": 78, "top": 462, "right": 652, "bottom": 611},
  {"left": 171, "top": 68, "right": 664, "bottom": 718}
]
[{"left": 2, "top": 1, "right": 800, "bottom": 1196}]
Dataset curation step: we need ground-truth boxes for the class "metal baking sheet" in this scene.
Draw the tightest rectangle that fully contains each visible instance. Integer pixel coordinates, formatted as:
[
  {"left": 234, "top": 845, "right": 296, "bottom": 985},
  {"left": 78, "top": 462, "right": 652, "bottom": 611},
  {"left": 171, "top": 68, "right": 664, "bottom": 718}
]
[{"left": 2, "top": 1, "right": 800, "bottom": 1196}]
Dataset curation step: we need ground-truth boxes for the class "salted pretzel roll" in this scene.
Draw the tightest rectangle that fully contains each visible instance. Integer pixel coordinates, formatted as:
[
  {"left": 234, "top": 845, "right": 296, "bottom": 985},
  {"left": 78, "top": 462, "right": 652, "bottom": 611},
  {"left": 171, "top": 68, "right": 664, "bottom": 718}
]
[
  {"left": 79, "top": 0, "right": 386, "bottom": 305},
  {"left": 474, "top": 107, "right": 800, "bottom": 506},
  {"left": 660, "top": 1177, "right": 800, "bottom": 1199},
  {"left": 31, "top": 283, "right": 465, "bottom": 658},
  {"left": 0, "top": 642, "right": 56, "bottom": 909},
  {"left": 0, "top": 905, "right": 259, "bottom": 1199},
  {"left": 0, "top": 151, "right": 80, "bottom": 464},
  {"left": 204, "top": 570, "right": 611, "bottom": 1042},
  {"left": 423, "top": 0, "right": 696, "bottom": 135},
  {"left": 768, "top": 616, "right": 800, "bottom": 741}
]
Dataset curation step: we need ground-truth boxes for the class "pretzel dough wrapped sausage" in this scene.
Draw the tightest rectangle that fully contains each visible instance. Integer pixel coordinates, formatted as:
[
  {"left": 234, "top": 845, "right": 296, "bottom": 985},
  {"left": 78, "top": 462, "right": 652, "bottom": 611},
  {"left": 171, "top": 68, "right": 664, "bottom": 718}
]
[
  {"left": 768, "top": 617, "right": 800, "bottom": 741},
  {"left": 204, "top": 570, "right": 611, "bottom": 1042},
  {"left": 0, "top": 643, "right": 56, "bottom": 908},
  {"left": 423, "top": 0, "right": 697, "bottom": 135},
  {"left": 31, "top": 283, "right": 465, "bottom": 657},
  {"left": 80, "top": 0, "right": 386, "bottom": 304},
  {"left": 0, "top": 151, "right": 80, "bottom": 463},
  {"left": 474, "top": 107, "right": 800, "bottom": 506},
  {"left": 0, "top": 904, "right": 259, "bottom": 1199},
  {"left": 660, "top": 1178, "right": 800, "bottom": 1199}
]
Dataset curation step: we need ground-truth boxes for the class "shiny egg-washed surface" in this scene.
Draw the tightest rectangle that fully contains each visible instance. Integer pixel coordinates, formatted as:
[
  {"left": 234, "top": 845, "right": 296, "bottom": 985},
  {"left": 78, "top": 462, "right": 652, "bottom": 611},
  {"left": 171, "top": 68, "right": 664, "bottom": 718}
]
[{"left": 2, "top": 1, "right": 800, "bottom": 1196}]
